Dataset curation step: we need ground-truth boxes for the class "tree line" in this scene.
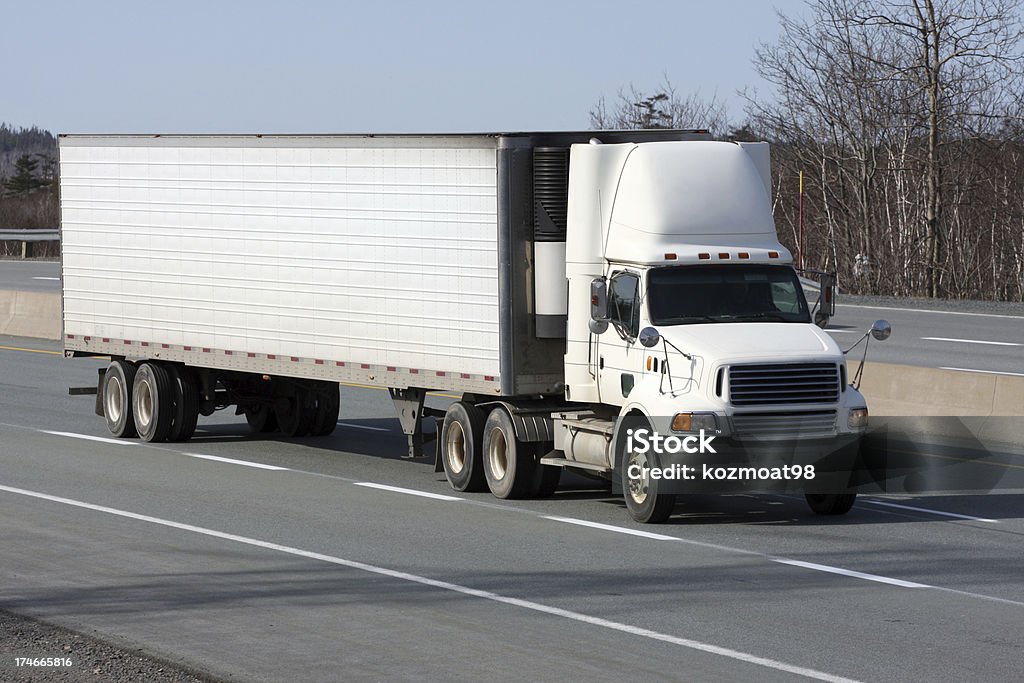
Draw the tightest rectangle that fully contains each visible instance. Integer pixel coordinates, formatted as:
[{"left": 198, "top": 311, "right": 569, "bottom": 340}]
[
  {"left": 0, "top": 123, "right": 59, "bottom": 256},
  {"left": 592, "top": 0, "right": 1024, "bottom": 301}
]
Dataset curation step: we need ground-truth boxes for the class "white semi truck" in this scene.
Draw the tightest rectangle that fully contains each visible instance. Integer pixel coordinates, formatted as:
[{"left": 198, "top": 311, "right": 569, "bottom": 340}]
[{"left": 59, "top": 131, "right": 885, "bottom": 523}]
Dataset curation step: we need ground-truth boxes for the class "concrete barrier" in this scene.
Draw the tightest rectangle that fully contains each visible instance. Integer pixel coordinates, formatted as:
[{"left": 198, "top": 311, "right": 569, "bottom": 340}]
[
  {"left": 859, "top": 360, "right": 1024, "bottom": 448},
  {"left": 0, "top": 289, "right": 61, "bottom": 340},
  {"left": 859, "top": 361, "right": 1024, "bottom": 417}
]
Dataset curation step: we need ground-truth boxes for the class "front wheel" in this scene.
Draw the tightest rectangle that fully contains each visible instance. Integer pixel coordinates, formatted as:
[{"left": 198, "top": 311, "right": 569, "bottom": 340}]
[
  {"left": 619, "top": 416, "right": 675, "bottom": 524},
  {"left": 805, "top": 493, "right": 856, "bottom": 515}
]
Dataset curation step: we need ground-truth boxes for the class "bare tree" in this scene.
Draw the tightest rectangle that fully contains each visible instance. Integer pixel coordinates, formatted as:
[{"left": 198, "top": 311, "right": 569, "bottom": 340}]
[
  {"left": 851, "top": 0, "right": 1024, "bottom": 295},
  {"left": 745, "top": 0, "right": 1024, "bottom": 300},
  {"left": 590, "top": 78, "right": 730, "bottom": 136}
]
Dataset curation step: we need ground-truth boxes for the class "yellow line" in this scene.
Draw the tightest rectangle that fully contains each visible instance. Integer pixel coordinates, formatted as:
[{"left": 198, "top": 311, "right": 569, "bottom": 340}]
[
  {"left": 0, "top": 344, "right": 63, "bottom": 356},
  {"left": 887, "top": 447, "right": 1024, "bottom": 471}
]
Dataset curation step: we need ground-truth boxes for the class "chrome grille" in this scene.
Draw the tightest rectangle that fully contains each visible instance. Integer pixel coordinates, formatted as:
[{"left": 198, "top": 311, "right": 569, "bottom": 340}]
[
  {"left": 731, "top": 410, "right": 838, "bottom": 439},
  {"left": 729, "top": 362, "right": 840, "bottom": 406}
]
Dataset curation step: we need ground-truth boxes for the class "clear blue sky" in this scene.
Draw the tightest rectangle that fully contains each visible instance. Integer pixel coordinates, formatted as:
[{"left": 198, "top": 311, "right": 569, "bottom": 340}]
[{"left": 8, "top": 0, "right": 810, "bottom": 134}]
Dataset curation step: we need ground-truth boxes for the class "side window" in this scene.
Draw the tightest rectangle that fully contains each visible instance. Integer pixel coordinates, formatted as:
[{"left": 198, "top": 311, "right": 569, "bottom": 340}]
[{"left": 608, "top": 272, "right": 640, "bottom": 339}]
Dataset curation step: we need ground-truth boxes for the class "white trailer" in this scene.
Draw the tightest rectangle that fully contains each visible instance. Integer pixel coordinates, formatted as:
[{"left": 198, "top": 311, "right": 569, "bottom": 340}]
[{"left": 60, "top": 131, "right": 886, "bottom": 523}]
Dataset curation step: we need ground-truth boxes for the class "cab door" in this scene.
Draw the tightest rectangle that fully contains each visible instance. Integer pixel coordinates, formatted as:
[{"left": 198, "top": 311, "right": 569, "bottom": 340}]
[{"left": 597, "top": 270, "right": 643, "bottom": 406}]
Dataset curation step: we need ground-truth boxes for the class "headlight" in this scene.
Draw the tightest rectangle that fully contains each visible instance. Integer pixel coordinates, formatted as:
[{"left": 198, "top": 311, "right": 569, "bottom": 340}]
[
  {"left": 848, "top": 407, "right": 868, "bottom": 428},
  {"left": 672, "top": 413, "right": 718, "bottom": 432}
]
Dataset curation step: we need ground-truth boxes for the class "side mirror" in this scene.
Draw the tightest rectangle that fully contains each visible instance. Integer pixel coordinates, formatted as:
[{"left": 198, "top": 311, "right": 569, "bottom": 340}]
[
  {"left": 590, "top": 278, "right": 609, "bottom": 322},
  {"left": 870, "top": 319, "right": 891, "bottom": 341},
  {"left": 638, "top": 326, "right": 661, "bottom": 348}
]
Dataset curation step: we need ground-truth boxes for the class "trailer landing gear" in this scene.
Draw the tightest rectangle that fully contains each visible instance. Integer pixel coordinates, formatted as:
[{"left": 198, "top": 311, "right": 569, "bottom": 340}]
[{"left": 389, "top": 388, "right": 445, "bottom": 459}]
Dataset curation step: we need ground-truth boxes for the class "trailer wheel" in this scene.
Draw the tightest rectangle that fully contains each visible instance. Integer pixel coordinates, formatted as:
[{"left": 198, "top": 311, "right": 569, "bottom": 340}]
[
  {"left": 132, "top": 362, "right": 175, "bottom": 442},
  {"left": 102, "top": 360, "right": 137, "bottom": 438},
  {"left": 167, "top": 366, "right": 200, "bottom": 442},
  {"left": 311, "top": 383, "right": 340, "bottom": 436},
  {"left": 245, "top": 404, "right": 278, "bottom": 433},
  {"left": 276, "top": 385, "right": 315, "bottom": 438},
  {"left": 482, "top": 408, "right": 534, "bottom": 499},
  {"left": 618, "top": 415, "right": 675, "bottom": 524},
  {"left": 528, "top": 441, "right": 561, "bottom": 498},
  {"left": 441, "top": 401, "right": 487, "bottom": 492},
  {"left": 805, "top": 493, "right": 856, "bottom": 515}
]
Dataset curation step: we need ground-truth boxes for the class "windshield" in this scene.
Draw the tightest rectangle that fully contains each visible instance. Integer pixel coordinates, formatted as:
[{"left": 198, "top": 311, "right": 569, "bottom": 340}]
[{"left": 648, "top": 264, "right": 811, "bottom": 324}]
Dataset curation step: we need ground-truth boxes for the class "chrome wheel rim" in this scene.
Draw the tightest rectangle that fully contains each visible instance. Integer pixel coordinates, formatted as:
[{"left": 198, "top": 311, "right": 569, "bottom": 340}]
[
  {"left": 488, "top": 427, "right": 508, "bottom": 480},
  {"left": 447, "top": 421, "right": 466, "bottom": 474}
]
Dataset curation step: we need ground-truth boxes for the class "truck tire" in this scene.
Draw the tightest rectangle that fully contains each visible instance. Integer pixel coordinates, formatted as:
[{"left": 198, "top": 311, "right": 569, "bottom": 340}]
[
  {"left": 311, "top": 383, "right": 340, "bottom": 436},
  {"left": 245, "top": 404, "right": 278, "bottom": 433},
  {"left": 528, "top": 441, "right": 560, "bottom": 498},
  {"left": 441, "top": 401, "right": 487, "bottom": 492},
  {"left": 167, "top": 366, "right": 200, "bottom": 442},
  {"left": 618, "top": 415, "right": 675, "bottom": 524},
  {"left": 276, "top": 385, "right": 315, "bottom": 438},
  {"left": 102, "top": 360, "right": 137, "bottom": 438},
  {"left": 132, "top": 362, "right": 175, "bottom": 442},
  {"left": 805, "top": 493, "right": 857, "bottom": 515},
  {"left": 482, "top": 408, "right": 534, "bottom": 499}
]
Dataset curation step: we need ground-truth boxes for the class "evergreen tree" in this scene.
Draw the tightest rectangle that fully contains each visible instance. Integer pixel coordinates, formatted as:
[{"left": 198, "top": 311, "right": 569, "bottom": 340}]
[{"left": 2, "top": 153, "right": 49, "bottom": 195}]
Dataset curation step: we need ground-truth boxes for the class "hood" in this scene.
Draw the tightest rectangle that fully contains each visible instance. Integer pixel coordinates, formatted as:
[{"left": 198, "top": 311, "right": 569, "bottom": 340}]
[{"left": 661, "top": 322, "right": 841, "bottom": 363}]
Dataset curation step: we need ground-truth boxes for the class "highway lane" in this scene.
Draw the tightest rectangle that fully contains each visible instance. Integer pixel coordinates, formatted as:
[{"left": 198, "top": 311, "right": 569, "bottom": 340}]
[
  {"left": 827, "top": 301, "right": 1024, "bottom": 375},
  {"left": 0, "top": 260, "right": 60, "bottom": 292},
  {"left": 1, "top": 339, "right": 1023, "bottom": 681}
]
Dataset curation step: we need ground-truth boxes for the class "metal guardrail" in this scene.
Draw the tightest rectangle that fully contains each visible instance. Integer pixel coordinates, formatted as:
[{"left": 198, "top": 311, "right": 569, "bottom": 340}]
[
  {"left": 0, "top": 229, "right": 60, "bottom": 241},
  {"left": 0, "top": 229, "right": 60, "bottom": 258}
]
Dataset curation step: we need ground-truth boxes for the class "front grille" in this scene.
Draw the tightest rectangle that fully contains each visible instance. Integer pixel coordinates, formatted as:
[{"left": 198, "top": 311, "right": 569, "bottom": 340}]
[
  {"left": 729, "top": 362, "right": 840, "bottom": 406},
  {"left": 731, "top": 410, "right": 838, "bottom": 439}
]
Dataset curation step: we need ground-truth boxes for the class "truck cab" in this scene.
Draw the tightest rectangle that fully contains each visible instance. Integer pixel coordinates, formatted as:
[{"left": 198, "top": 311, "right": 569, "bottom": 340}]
[{"left": 546, "top": 139, "right": 874, "bottom": 521}]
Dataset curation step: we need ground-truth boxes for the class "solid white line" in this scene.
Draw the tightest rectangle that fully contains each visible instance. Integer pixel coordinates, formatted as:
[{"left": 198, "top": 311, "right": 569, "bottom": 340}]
[
  {"left": 0, "top": 483, "right": 862, "bottom": 683},
  {"left": 182, "top": 453, "right": 289, "bottom": 471},
  {"left": 338, "top": 422, "right": 390, "bottom": 432},
  {"left": 939, "top": 366, "right": 1024, "bottom": 378},
  {"left": 824, "top": 329, "right": 858, "bottom": 334},
  {"left": 40, "top": 430, "right": 135, "bottom": 447},
  {"left": 544, "top": 515, "right": 680, "bottom": 541},
  {"left": 837, "top": 303, "right": 1024, "bottom": 320},
  {"left": 353, "top": 482, "right": 462, "bottom": 501},
  {"left": 922, "top": 336, "right": 1021, "bottom": 347},
  {"left": 31, "top": 276, "right": 60, "bottom": 281},
  {"left": 863, "top": 499, "right": 998, "bottom": 523},
  {"left": 772, "top": 559, "right": 930, "bottom": 589}
]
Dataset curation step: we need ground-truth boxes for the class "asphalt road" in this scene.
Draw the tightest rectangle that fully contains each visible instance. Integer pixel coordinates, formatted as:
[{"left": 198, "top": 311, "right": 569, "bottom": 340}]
[
  {"left": 1, "top": 336, "right": 1022, "bottom": 682},
  {"left": 827, "top": 301, "right": 1024, "bottom": 376},
  {"left": 0, "top": 260, "right": 61, "bottom": 292}
]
